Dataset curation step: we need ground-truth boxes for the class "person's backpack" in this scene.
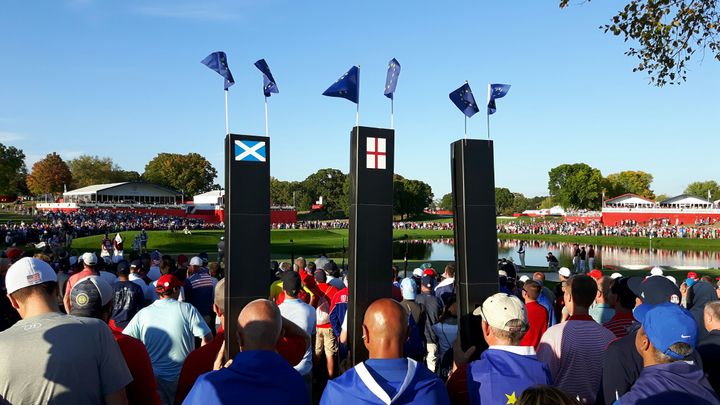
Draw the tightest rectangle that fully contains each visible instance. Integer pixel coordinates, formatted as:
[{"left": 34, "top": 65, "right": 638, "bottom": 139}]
[
  {"left": 436, "top": 346, "right": 454, "bottom": 382},
  {"left": 403, "top": 310, "right": 426, "bottom": 362}
]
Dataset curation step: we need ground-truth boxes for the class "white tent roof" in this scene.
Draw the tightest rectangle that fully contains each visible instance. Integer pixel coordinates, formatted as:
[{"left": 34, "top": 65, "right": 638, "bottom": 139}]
[
  {"left": 660, "top": 194, "right": 712, "bottom": 206},
  {"left": 605, "top": 194, "right": 656, "bottom": 205},
  {"left": 63, "top": 183, "right": 128, "bottom": 196},
  {"left": 63, "top": 182, "right": 181, "bottom": 197}
]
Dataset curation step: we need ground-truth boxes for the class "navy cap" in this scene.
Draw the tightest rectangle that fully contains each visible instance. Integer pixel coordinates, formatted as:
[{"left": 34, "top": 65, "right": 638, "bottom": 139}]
[
  {"left": 628, "top": 276, "right": 681, "bottom": 305},
  {"left": 421, "top": 275, "right": 436, "bottom": 289},
  {"left": 70, "top": 276, "right": 113, "bottom": 318},
  {"left": 116, "top": 260, "right": 130, "bottom": 275},
  {"left": 634, "top": 302, "right": 697, "bottom": 359},
  {"left": 282, "top": 271, "right": 301, "bottom": 295}
]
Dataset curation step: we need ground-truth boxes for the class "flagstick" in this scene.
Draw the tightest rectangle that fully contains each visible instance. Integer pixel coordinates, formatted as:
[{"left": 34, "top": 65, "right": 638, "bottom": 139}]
[
  {"left": 464, "top": 115, "right": 467, "bottom": 139},
  {"left": 224, "top": 90, "right": 229, "bottom": 135},
  {"left": 264, "top": 96, "right": 269, "bottom": 137},
  {"left": 487, "top": 113, "right": 490, "bottom": 140},
  {"left": 390, "top": 98, "right": 394, "bottom": 130}
]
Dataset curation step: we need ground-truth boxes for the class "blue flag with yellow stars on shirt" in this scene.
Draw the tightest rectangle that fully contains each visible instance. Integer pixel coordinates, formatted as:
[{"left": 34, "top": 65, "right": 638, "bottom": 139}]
[
  {"left": 254, "top": 59, "right": 279, "bottom": 97},
  {"left": 201, "top": 51, "right": 235, "bottom": 90},
  {"left": 487, "top": 83, "right": 511, "bottom": 115},
  {"left": 384, "top": 58, "right": 401, "bottom": 99},
  {"left": 449, "top": 82, "right": 479, "bottom": 118},
  {"left": 322, "top": 66, "right": 359, "bottom": 104}
]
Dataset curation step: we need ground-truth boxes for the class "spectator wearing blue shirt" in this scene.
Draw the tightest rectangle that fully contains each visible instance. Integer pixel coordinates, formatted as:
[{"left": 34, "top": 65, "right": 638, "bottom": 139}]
[
  {"left": 183, "top": 299, "right": 308, "bottom": 405},
  {"left": 184, "top": 256, "right": 216, "bottom": 329}
]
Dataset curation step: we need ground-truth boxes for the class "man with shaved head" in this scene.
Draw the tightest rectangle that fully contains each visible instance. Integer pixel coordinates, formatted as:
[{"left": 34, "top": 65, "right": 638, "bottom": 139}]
[
  {"left": 320, "top": 298, "right": 450, "bottom": 404},
  {"left": 183, "top": 299, "right": 308, "bottom": 404}
]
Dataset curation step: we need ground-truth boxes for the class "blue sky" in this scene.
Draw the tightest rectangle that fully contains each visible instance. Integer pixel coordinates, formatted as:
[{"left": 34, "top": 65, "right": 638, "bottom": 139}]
[{"left": 1, "top": 1, "right": 718, "bottom": 199}]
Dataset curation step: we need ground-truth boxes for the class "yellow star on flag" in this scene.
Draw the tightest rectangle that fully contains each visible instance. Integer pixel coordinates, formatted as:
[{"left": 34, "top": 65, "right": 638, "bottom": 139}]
[{"left": 505, "top": 391, "right": 517, "bottom": 404}]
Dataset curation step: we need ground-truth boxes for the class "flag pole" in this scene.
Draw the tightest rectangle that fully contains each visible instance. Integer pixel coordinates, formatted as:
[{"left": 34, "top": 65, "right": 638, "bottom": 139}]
[
  {"left": 390, "top": 98, "right": 394, "bottom": 130},
  {"left": 264, "top": 95, "right": 269, "bottom": 137},
  {"left": 486, "top": 83, "right": 490, "bottom": 140},
  {"left": 225, "top": 90, "right": 229, "bottom": 135},
  {"left": 487, "top": 113, "right": 490, "bottom": 140},
  {"left": 464, "top": 115, "right": 467, "bottom": 139}
]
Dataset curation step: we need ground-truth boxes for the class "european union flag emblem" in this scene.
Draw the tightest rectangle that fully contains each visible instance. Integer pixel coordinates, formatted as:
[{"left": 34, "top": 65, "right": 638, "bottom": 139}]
[
  {"left": 235, "top": 140, "right": 266, "bottom": 162},
  {"left": 487, "top": 83, "right": 511, "bottom": 115},
  {"left": 201, "top": 51, "right": 235, "bottom": 90},
  {"left": 254, "top": 59, "right": 279, "bottom": 97},
  {"left": 322, "top": 66, "right": 359, "bottom": 104},
  {"left": 449, "top": 82, "right": 479, "bottom": 118},
  {"left": 384, "top": 58, "right": 401, "bottom": 99}
]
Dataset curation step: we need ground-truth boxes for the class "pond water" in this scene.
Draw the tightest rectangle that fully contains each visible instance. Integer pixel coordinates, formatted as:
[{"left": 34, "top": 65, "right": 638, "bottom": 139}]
[{"left": 392, "top": 239, "right": 720, "bottom": 270}]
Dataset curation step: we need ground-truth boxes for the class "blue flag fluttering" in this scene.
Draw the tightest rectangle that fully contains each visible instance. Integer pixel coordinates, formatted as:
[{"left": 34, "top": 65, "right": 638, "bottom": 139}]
[
  {"left": 201, "top": 52, "right": 235, "bottom": 90},
  {"left": 449, "top": 82, "right": 479, "bottom": 117},
  {"left": 384, "top": 58, "right": 401, "bottom": 99},
  {"left": 322, "top": 66, "right": 359, "bottom": 104},
  {"left": 487, "top": 83, "right": 511, "bottom": 115},
  {"left": 254, "top": 59, "right": 279, "bottom": 97}
]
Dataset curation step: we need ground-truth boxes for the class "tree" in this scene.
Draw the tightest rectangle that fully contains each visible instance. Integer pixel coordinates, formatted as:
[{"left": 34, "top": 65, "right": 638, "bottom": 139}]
[
  {"left": 605, "top": 171, "right": 655, "bottom": 199},
  {"left": 655, "top": 194, "right": 669, "bottom": 202},
  {"left": 560, "top": 0, "right": 720, "bottom": 86},
  {"left": 394, "top": 175, "right": 434, "bottom": 219},
  {"left": 270, "top": 177, "right": 295, "bottom": 206},
  {"left": 511, "top": 193, "right": 531, "bottom": 215},
  {"left": 26, "top": 152, "right": 72, "bottom": 196},
  {"left": 439, "top": 193, "right": 453, "bottom": 211},
  {"left": 495, "top": 187, "right": 515, "bottom": 216},
  {"left": 548, "top": 163, "right": 604, "bottom": 209},
  {"left": 300, "top": 168, "right": 347, "bottom": 213},
  {"left": 0, "top": 143, "right": 27, "bottom": 196},
  {"left": 539, "top": 196, "right": 556, "bottom": 209},
  {"left": 143, "top": 153, "right": 217, "bottom": 197},
  {"left": 68, "top": 155, "right": 139, "bottom": 188},
  {"left": 685, "top": 180, "right": 720, "bottom": 200}
]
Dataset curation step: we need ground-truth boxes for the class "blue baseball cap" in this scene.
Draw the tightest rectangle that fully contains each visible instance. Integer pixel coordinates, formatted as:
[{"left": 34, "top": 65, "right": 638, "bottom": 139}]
[{"left": 634, "top": 302, "right": 697, "bottom": 360}]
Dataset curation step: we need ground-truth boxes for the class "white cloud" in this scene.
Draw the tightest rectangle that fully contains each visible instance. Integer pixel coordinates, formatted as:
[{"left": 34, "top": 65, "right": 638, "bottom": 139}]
[
  {"left": 134, "top": 2, "right": 241, "bottom": 21},
  {"left": 0, "top": 132, "right": 24, "bottom": 142}
]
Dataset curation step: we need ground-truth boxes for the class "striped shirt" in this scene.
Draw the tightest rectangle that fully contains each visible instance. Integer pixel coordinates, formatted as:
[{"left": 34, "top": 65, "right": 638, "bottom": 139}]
[
  {"left": 603, "top": 312, "right": 635, "bottom": 338},
  {"left": 536, "top": 314, "right": 616, "bottom": 404}
]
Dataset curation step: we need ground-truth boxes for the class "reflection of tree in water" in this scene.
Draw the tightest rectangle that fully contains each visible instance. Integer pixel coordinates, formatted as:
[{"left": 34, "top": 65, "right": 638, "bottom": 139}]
[{"left": 393, "top": 240, "right": 433, "bottom": 260}]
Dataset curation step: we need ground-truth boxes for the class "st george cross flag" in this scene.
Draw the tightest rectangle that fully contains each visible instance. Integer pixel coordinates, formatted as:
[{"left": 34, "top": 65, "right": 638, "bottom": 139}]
[
  {"left": 449, "top": 82, "right": 479, "bottom": 118},
  {"left": 201, "top": 52, "right": 235, "bottom": 90},
  {"left": 384, "top": 58, "right": 401, "bottom": 99},
  {"left": 254, "top": 59, "right": 279, "bottom": 97},
  {"left": 487, "top": 83, "right": 511, "bottom": 115},
  {"left": 322, "top": 66, "right": 359, "bottom": 104}
]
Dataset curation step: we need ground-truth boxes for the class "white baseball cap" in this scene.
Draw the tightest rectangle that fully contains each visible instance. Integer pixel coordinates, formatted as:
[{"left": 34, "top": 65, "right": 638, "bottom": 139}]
[
  {"left": 650, "top": 266, "right": 664, "bottom": 276},
  {"left": 6, "top": 257, "right": 58, "bottom": 295},
  {"left": 610, "top": 272, "right": 623, "bottom": 279},
  {"left": 412, "top": 268, "right": 423, "bottom": 278},
  {"left": 498, "top": 270, "right": 508, "bottom": 277},
  {"left": 519, "top": 275, "right": 530, "bottom": 282},
  {"left": 473, "top": 293, "right": 528, "bottom": 331},
  {"left": 190, "top": 256, "right": 203, "bottom": 266},
  {"left": 666, "top": 275, "right": 677, "bottom": 286},
  {"left": 81, "top": 252, "right": 98, "bottom": 266},
  {"left": 558, "top": 267, "right": 571, "bottom": 278}
]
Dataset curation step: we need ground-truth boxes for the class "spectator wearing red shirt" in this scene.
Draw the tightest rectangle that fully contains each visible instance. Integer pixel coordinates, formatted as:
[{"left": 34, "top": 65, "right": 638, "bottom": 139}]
[
  {"left": 520, "top": 281, "right": 548, "bottom": 350},
  {"left": 312, "top": 270, "right": 339, "bottom": 378},
  {"left": 69, "top": 275, "right": 161, "bottom": 405},
  {"left": 603, "top": 276, "right": 637, "bottom": 338}
]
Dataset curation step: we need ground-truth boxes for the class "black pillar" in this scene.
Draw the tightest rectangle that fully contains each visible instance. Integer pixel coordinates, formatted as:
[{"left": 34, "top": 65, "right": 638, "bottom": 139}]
[
  {"left": 224, "top": 134, "right": 271, "bottom": 358},
  {"left": 347, "top": 126, "right": 395, "bottom": 364},
  {"left": 451, "top": 139, "right": 498, "bottom": 356}
]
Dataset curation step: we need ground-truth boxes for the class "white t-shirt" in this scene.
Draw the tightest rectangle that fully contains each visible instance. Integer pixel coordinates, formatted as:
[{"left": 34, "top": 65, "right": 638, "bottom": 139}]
[{"left": 279, "top": 298, "right": 316, "bottom": 376}]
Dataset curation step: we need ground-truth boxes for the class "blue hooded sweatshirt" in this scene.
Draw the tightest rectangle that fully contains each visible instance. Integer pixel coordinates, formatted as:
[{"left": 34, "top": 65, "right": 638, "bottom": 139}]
[{"left": 616, "top": 360, "right": 720, "bottom": 405}]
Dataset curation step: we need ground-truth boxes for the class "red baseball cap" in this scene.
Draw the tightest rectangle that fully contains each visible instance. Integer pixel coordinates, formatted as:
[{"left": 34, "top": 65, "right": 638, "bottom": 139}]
[
  {"left": 5, "top": 248, "right": 23, "bottom": 263},
  {"left": 687, "top": 272, "right": 699, "bottom": 281},
  {"left": 588, "top": 269, "right": 603, "bottom": 280},
  {"left": 155, "top": 274, "right": 183, "bottom": 293},
  {"left": 423, "top": 268, "right": 436, "bottom": 277}
]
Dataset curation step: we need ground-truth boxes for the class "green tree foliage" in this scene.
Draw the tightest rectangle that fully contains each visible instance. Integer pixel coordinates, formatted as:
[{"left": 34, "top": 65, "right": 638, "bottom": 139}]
[
  {"left": 300, "top": 168, "right": 347, "bottom": 213},
  {"left": 511, "top": 193, "right": 531, "bottom": 214},
  {"left": 0, "top": 143, "right": 27, "bottom": 196},
  {"left": 685, "top": 180, "right": 720, "bottom": 200},
  {"left": 439, "top": 193, "right": 453, "bottom": 211},
  {"left": 548, "top": 163, "right": 604, "bottom": 209},
  {"left": 68, "top": 155, "right": 140, "bottom": 188},
  {"left": 605, "top": 170, "right": 655, "bottom": 199},
  {"left": 394, "top": 175, "right": 434, "bottom": 219},
  {"left": 27, "top": 152, "right": 72, "bottom": 196},
  {"left": 655, "top": 194, "right": 669, "bottom": 202},
  {"left": 528, "top": 195, "right": 549, "bottom": 210},
  {"left": 495, "top": 187, "right": 515, "bottom": 215},
  {"left": 560, "top": 0, "right": 720, "bottom": 86},
  {"left": 143, "top": 153, "right": 217, "bottom": 197},
  {"left": 539, "top": 196, "right": 556, "bottom": 209},
  {"left": 270, "top": 177, "right": 296, "bottom": 206}
]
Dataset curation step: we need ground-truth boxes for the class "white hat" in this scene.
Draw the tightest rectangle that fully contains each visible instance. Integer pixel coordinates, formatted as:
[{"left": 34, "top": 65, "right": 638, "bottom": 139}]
[
  {"left": 650, "top": 266, "right": 664, "bottom": 276},
  {"left": 558, "top": 267, "right": 571, "bottom": 278},
  {"left": 6, "top": 257, "right": 58, "bottom": 295},
  {"left": 519, "top": 275, "right": 530, "bottom": 282},
  {"left": 73, "top": 275, "right": 114, "bottom": 307},
  {"left": 610, "top": 272, "right": 623, "bottom": 279},
  {"left": 666, "top": 275, "right": 677, "bottom": 286},
  {"left": 189, "top": 256, "right": 203, "bottom": 267},
  {"left": 498, "top": 270, "right": 508, "bottom": 277},
  {"left": 412, "top": 268, "right": 423, "bottom": 278},
  {"left": 81, "top": 252, "right": 98, "bottom": 266},
  {"left": 473, "top": 293, "right": 528, "bottom": 331}
]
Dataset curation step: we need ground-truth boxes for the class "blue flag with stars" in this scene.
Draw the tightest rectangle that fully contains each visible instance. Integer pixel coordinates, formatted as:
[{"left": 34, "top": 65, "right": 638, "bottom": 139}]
[
  {"left": 254, "top": 59, "right": 279, "bottom": 97},
  {"left": 384, "top": 58, "right": 401, "bottom": 99},
  {"left": 322, "top": 66, "right": 359, "bottom": 104},
  {"left": 487, "top": 83, "right": 511, "bottom": 115},
  {"left": 201, "top": 52, "right": 235, "bottom": 90},
  {"left": 449, "top": 83, "right": 479, "bottom": 118}
]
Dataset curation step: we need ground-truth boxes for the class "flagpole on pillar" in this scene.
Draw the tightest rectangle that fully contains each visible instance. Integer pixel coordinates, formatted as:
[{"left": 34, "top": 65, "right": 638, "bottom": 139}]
[
  {"left": 487, "top": 113, "right": 490, "bottom": 140},
  {"left": 464, "top": 116, "right": 467, "bottom": 139},
  {"left": 225, "top": 90, "right": 229, "bottom": 135},
  {"left": 264, "top": 96, "right": 269, "bottom": 137},
  {"left": 390, "top": 98, "right": 394, "bottom": 130}
]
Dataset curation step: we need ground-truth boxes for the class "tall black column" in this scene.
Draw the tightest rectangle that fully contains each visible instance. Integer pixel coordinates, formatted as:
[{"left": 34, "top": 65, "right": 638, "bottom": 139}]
[
  {"left": 224, "top": 134, "right": 271, "bottom": 358},
  {"left": 347, "top": 126, "right": 395, "bottom": 364},
  {"left": 451, "top": 139, "right": 498, "bottom": 356}
]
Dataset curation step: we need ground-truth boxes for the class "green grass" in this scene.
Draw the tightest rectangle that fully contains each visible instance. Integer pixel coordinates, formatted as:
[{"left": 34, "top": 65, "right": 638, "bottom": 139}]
[{"left": 498, "top": 233, "right": 720, "bottom": 252}]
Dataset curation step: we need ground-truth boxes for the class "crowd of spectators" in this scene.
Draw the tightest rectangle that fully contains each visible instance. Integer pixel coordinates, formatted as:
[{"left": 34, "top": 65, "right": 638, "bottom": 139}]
[{"left": 498, "top": 219, "right": 720, "bottom": 239}]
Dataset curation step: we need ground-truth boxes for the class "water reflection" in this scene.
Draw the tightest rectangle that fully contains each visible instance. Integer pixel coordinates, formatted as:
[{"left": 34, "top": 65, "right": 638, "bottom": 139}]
[{"left": 392, "top": 239, "right": 720, "bottom": 270}]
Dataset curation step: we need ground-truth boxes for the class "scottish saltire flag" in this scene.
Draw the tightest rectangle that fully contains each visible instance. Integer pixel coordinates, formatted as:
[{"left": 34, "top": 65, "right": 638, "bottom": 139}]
[
  {"left": 384, "top": 58, "right": 401, "bottom": 99},
  {"left": 449, "top": 83, "right": 479, "bottom": 117},
  {"left": 468, "top": 348, "right": 552, "bottom": 405},
  {"left": 487, "top": 83, "right": 511, "bottom": 115},
  {"left": 235, "top": 140, "right": 266, "bottom": 162},
  {"left": 254, "top": 59, "right": 279, "bottom": 97},
  {"left": 201, "top": 52, "right": 235, "bottom": 90},
  {"left": 322, "top": 66, "right": 359, "bottom": 104}
]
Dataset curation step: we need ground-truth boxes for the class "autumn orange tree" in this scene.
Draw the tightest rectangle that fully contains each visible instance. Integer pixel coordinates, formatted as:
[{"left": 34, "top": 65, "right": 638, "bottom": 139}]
[{"left": 26, "top": 152, "right": 73, "bottom": 196}]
